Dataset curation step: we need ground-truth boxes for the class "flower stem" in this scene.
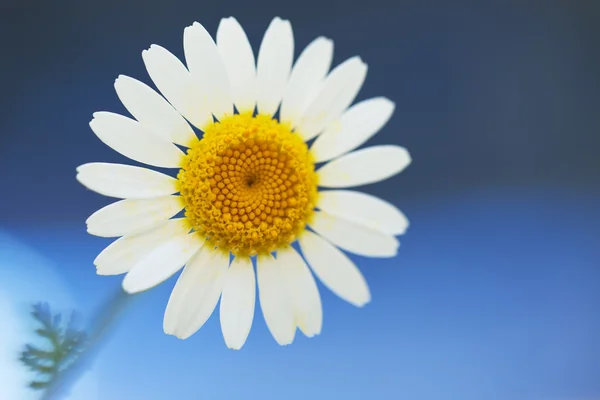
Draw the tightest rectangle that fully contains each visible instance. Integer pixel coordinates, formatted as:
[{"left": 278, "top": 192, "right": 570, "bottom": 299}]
[{"left": 41, "top": 285, "right": 141, "bottom": 400}]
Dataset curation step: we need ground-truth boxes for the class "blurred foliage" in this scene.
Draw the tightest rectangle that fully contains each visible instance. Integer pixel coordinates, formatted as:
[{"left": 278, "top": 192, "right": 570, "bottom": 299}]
[{"left": 19, "top": 302, "right": 87, "bottom": 391}]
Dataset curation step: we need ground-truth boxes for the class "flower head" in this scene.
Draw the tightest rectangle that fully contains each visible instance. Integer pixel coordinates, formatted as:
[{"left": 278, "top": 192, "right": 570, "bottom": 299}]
[{"left": 77, "top": 17, "right": 411, "bottom": 349}]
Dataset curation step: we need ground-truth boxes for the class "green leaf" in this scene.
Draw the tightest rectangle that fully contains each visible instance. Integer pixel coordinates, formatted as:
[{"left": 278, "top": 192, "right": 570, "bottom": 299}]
[{"left": 20, "top": 303, "right": 88, "bottom": 392}]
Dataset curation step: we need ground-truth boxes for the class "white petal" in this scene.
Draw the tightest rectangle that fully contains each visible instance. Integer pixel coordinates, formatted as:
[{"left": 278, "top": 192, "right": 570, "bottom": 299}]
[
  {"left": 309, "top": 211, "right": 399, "bottom": 258},
  {"left": 311, "top": 97, "right": 395, "bottom": 163},
  {"left": 86, "top": 195, "right": 184, "bottom": 238},
  {"left": 89, "top": 112, "right": 184, "bottom": 168},
  {"left": 142, "top": 44, "right": 211, "bottom": 129},
  {"left": 257, "top": 254, "right": 296, "bottom": 345},
  {"left": 114, "top": 75, "right": 197, "bottom": 147},
  {"left": 76, "top": 163, "right": 178, "bottom": 199},
  {"left": 220, "top": 256, "right": 256, "bottom": 350},
  {"left": 299, "top": 230, "right": 370, "bottom": 307},
  {"left": 317, "top": 145, "right": 411, "bottom": 188},
  {"left": 277, "top": 247, "right": 322, "bottom": 337},
  {"left": 256, "top": 17, "right": 294, "bottom": 116},
  {"left": 164, "top": 247, "right": 229, "bottom": 339},
  {"left": 217, "top": 17, "right": 256, "bottom": 113},
  {"left": 122, "top": 231, "right": 204, "bottom": 294},
  {"left": 280, "top": 37, "right": 333, "bottom": 128},
  {"left": 94, "top": 218, "right": 190, "bottom": 276},
  {"left": 296, "top": 56, "right": 367, "bottom": 141},
  {"left": 183, "top": 22, "right": 233, "bottom": 120},
  {"left": 317, "top": 190, "right": 409, "bottom": 235}
]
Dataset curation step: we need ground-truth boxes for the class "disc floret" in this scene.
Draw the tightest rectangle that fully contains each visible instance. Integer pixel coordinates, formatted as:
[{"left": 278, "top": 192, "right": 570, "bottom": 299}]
[{"left": 178, "top": 113, "right": 318, "bottom": 256}]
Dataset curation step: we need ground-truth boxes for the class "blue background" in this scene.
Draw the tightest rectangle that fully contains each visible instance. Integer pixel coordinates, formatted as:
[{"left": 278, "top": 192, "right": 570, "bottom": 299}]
[{"left": 1, "top": 0, "right": 599, "bottom": 399}]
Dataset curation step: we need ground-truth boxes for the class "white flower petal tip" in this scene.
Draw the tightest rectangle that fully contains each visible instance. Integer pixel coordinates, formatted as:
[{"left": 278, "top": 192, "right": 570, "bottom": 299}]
[
  {"left": 311, "top": 97, "right": 396, "bottom": 163},
  {"left": 309, "top": 211, "right": 399, "bottom": 258},
  {"left": 163, "top": 249, "right": 229, "bottom": 339},
  {"left": 183, "top": 21, "right": 233, "bottom": 120},
  {"left": 85, "top": 196, "right": 184, "bottom": 238},
  {"left": 356, "top": 297, "right": 371, "bottom": 308},
  {"left": 220, "top": 257, "right": 256, "bottom": 350},
  {"left": 75, "top": 163, "right": 179, "bottom": 199},
  {"left": 121, "top": 230, "right": 202, "bottom": 294},
  {"left": 317, "top": 190, "right": 409, "bottom": 236},
  {"left": 217, "top": 17, "right": 256, "bottom": 113},
  {"left": 94, "top": 218, "right": 191, "bottom": 276},
  {"left": 113, "top": 75, "right": 197, "bottom": 147},
  {"left": 257, "top": 246, "right": 324, "bottom": 344},
  {"left": 299, "top": 231, "right": 371, "bottom": 307},
  {"left": 317, "top": 145, "right": 411, "bottom": 189},
  {"left": 256, "top": 17, "right": 294, "bottom": 116},
  {"left": 274, "top": 248, "right": 323, "bottom": 338},
  {"left": 89, "top": 112, "right": 185, "bottom": 168},
  {"left": 141, "top": 44, "right": 212, "bottom": 129},
  {"left": 280, "top": 36, "right": 334, "bottom": 127},
  {"left": 257, "top": 254, "right": 296, "bottom": 345},
  {"left": 296, "top": 56, "right": 367, "bottom": 141}
]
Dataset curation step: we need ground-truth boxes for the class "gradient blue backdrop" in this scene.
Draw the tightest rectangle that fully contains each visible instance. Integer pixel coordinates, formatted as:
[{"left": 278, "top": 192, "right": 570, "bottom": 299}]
[{"left": 1, "top": 0, "right": 599, "bottom": 399}]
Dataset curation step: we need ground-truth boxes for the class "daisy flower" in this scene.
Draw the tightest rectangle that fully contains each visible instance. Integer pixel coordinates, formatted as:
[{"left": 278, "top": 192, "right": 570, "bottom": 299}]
[{"left": 77, "top": 17, "right": 411, "bottom": 349}]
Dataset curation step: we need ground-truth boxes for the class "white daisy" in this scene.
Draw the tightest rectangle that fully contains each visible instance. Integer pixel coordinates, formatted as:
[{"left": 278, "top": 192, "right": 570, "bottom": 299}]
[{"left": 77, "top": 17, "right": 411, "bottom": 350}]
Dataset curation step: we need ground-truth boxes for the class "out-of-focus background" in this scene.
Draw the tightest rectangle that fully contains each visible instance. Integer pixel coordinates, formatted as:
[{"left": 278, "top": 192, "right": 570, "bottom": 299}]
[{"left": 1, "top": 0, "right": 599, "bottom": 399}]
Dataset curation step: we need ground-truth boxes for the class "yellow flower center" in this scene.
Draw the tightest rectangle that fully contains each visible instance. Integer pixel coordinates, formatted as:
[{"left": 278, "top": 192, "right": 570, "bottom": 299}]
[{"left": 178, "top": 112, "right": 318, "bottom": 256}]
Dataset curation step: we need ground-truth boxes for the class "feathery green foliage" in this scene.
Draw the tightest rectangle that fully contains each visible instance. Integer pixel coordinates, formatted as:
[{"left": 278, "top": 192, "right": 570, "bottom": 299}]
[{"left": 19, "top": 302, "right": 87, "bottom": 391}]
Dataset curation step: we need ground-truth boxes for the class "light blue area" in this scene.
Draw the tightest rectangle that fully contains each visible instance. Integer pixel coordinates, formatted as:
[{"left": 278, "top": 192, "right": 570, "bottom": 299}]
[
  {"left": 3, "top": 188, "right": 598, "bottom": 399},
  {"left": 0, "top": 231, "right": 99, "bottom": 400}
]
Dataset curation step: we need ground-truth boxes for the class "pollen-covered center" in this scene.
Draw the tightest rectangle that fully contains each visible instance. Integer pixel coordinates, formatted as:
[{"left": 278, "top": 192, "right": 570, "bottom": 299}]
[{"left": 178, "top": 113, "right": 318, "bottom": 256}]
